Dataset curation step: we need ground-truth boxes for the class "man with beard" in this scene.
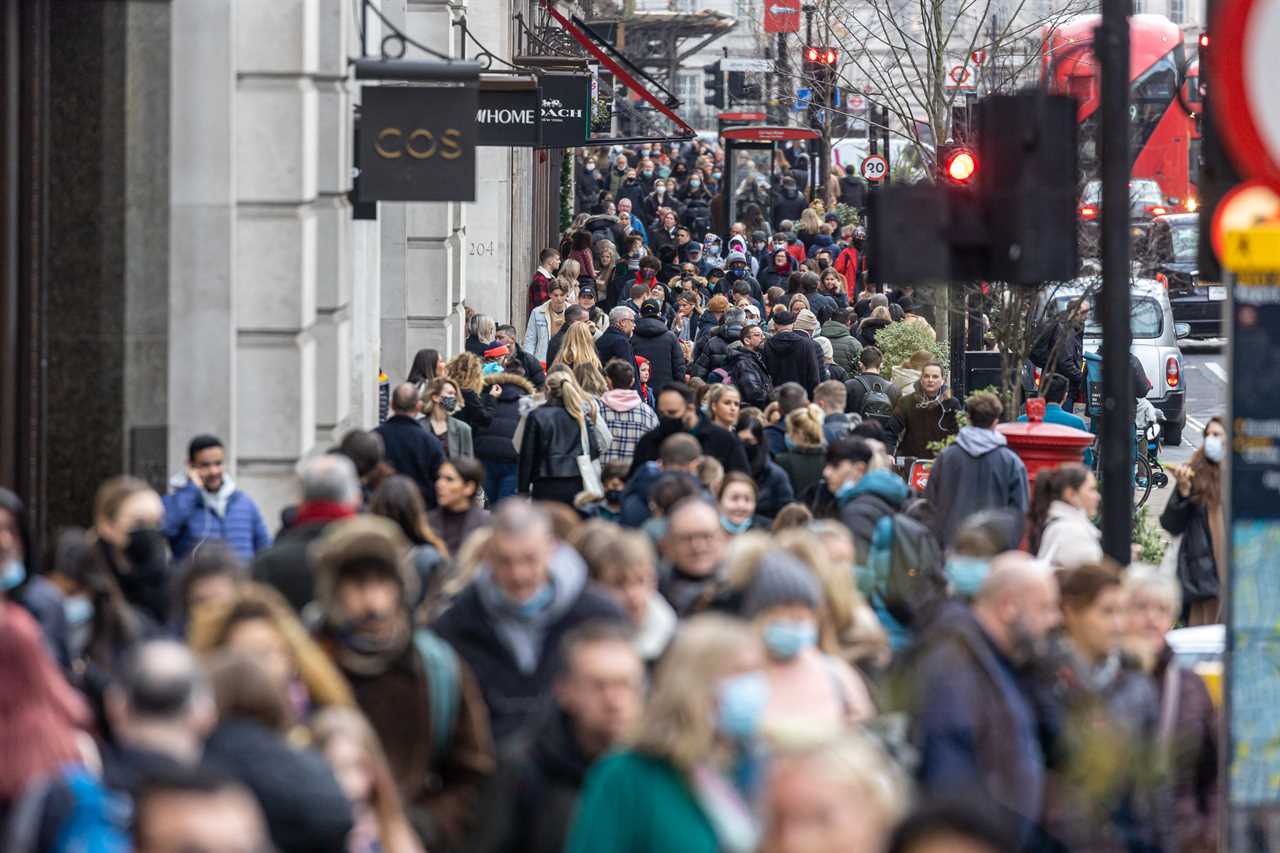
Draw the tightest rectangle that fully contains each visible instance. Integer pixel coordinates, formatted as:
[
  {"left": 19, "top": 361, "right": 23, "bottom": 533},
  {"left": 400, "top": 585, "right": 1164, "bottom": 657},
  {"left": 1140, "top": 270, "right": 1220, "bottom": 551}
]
[
  {"left": 163, "top": 434, "right": 271, "bottom": 561},
  {"left": 899, "top": 552, "right": 1060, "bottom": 848},
  {"left": 315, "top": 516, "right": 496, "bottom": 852}
]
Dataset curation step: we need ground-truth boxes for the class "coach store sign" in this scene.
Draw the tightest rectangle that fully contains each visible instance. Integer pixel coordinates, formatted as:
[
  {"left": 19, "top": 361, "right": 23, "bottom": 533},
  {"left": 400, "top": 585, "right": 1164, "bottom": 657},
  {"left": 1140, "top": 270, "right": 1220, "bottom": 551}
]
[
  {"left": 477, "top": 86, "right": 542, "bottom": 147},
  {"left": 358, "top": 84, "right": 478, "bottom": 202},
  {"left": 538, "top": 73, "right": 591, "bottom": 148}
]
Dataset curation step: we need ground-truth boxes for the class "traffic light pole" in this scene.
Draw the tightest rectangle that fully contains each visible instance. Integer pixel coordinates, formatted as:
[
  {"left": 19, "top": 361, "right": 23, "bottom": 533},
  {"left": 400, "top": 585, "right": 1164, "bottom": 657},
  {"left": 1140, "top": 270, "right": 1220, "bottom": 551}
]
[{"left": 1096, "top": 0, "right": 1133, "bottom": 562}]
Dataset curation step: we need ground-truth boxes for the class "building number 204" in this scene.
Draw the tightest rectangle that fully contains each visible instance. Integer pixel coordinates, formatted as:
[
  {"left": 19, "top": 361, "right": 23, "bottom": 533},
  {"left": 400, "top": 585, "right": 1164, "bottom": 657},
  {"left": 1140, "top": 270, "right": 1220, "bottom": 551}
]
[{"left": 374, "top": 127, "right": 465, "bottom": 160}]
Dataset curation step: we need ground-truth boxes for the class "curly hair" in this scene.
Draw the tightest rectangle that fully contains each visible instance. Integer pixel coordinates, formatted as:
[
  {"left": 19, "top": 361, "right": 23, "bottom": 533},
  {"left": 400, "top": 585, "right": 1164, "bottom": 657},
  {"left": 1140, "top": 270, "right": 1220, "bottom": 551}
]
[{"left": 446, "top": 351, "right": 483, "bottom": 393}]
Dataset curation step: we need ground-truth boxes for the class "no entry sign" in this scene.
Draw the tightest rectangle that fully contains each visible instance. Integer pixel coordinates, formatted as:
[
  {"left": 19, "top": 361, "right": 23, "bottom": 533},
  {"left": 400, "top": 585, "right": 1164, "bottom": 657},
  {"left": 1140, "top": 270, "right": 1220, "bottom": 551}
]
[
  {"left": 764, "top": 0, "right": 801, "bottom": 32},
  {"left": 861, "top": 154, "right": 888, "bottom": 182},
  {"left": 1212, "top": 0, "right": 1280, "bottom": 188}
]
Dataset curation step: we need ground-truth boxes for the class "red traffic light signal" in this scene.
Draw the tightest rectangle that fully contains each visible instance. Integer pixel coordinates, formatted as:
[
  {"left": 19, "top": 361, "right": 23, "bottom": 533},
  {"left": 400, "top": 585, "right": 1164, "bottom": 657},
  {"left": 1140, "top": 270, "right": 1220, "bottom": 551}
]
[
  {"left": 803, "top": 45, "right": 838, "bottom": 64},
  {"left": 941, "top": 146, "right": 978, "bottom": 184}
]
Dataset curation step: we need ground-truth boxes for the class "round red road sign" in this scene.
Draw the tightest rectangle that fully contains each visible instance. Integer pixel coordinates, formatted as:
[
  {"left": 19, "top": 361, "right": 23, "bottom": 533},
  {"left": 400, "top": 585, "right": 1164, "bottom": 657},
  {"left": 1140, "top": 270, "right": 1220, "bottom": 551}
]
[
  {"left": 1212, "top": 0, "right": 1280, "bottom": 188},
  {"left": 861, "top": 154, "right": 888, "bottom": 181},
  {"left": 1211, "top": 180, "right": 1280, "bottom": 258}
]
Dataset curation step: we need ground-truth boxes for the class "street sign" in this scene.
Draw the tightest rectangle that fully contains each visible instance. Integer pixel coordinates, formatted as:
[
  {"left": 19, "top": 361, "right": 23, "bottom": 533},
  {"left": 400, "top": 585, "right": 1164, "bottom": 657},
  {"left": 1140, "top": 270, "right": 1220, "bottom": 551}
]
[
  {"left": 358, "top": 84, "right": 477, "bottom": 202},
  {"left": 949, "top": 65, "right": 971, "bottom": 84},
  {"left": 847, "top": 93, "right": 867, "bottom": 112},
  {"left": 971, "top": 50, "right": 987, "bottom": 65},
  {"left": 764, "top": 0, "right": 802, "bottom": 33},
  {"left": 1211, "top": 0, "right": 1280, "bottom": 187},
  {"left": 861, "top": 153, "right": 888, "bottom": 181},
  {"left": 794, "top": 88, "right": 811, "bottom": 111},
  {"left": 1212, "top": 181, "right": 1280, "bottom": 258},
  {"left": 721, "top": 57, "right": 774, "bottom": 73}
]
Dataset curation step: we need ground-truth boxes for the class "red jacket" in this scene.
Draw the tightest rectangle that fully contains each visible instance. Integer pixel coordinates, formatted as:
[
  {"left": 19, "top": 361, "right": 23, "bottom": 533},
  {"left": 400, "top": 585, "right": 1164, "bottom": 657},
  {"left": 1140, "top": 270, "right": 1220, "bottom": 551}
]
[
  {"left": 785, "top": 241, "right": 807, "bottom": 266},
  {"left": 528, "top": 269, "right": 553, "bottom": 309},
  {"left": 835, "top": 247, "right": 860, "bottom": 297}
]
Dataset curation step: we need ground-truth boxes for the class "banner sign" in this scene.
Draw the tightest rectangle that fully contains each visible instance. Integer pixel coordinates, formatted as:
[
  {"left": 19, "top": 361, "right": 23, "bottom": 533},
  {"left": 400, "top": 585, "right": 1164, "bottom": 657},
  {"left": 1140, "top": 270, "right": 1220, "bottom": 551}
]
[
  {"left": 358, "top": 84, "right": 477, "bottom": 202},
  {"left": 477, "top": 87, "right": 542, "bottom": 147},
  {"left": 538, "top": 74, "right": 591, "bottom": 148}
]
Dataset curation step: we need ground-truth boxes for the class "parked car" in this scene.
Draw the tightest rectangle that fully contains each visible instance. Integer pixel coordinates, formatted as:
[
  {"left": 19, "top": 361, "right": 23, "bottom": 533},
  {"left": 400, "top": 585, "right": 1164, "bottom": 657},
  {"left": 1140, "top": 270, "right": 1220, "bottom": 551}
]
[
  {"left": 1037, "top": 276, "right": 1188, "bottom": 445},
  {"left": 1140, "top": 213, "right": 1225, "bottom": 339}
]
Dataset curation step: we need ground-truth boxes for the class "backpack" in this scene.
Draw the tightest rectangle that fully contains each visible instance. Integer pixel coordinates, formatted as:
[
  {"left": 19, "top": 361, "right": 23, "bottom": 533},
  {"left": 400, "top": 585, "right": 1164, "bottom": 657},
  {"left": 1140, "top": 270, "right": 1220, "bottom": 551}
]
[
  {"left": 414, "top": 629, "right": 461, "bottom": 762},
  {"left": 4, "top": 768, "right": 129, "bottom": 853},
  {"left": 855, "top": 375, "right": 895, "bottom": 425},
  {"left": 868, "top": 512, "right": 946, "bottom": 627},
  {"left": 1029, "top": 321, "right": 1056, "bottom": 369}
]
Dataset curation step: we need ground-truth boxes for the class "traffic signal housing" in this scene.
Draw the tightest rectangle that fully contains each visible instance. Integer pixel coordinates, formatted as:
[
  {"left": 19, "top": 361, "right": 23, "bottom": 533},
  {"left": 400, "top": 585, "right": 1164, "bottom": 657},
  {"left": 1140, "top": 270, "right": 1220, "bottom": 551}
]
[
  {"left": 937, "top": 144, "right": 978, "bottom": 185},
  {"left": 703, "top": 61, "right": 725, "bottom": 108}
]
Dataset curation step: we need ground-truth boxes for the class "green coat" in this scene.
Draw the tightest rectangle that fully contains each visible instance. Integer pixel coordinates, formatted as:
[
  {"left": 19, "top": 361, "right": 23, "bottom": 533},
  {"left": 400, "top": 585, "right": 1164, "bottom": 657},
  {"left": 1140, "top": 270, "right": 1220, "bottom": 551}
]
[
  {"left": 819, "top": 320, "right": 863, "bottom": 376},
  {"left": 565, "top": 751, "right": 718, "bottom": 853}
]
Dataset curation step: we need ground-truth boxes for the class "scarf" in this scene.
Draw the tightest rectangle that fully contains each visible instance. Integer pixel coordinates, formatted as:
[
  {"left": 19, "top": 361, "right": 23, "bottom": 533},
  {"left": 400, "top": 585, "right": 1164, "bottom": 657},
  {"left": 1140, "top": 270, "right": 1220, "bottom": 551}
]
[
  {"left": 689, "top": 760, "right": 760, "bottom": 853},
  {"left": 329, "top": 613, "right": 412, "bottom": 678},
  {"left": 548, "top": 306, "right": 566, "bottom": 338},
  {"left": 295, "top": 501, "right": 355, "bottom": 528}
]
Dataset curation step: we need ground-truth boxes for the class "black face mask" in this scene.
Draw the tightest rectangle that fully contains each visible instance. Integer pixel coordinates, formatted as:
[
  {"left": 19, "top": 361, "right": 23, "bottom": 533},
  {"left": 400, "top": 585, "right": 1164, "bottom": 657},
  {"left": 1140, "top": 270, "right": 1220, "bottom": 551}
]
[
  {"left": 659, "top": 415, "right": 687, "bottom": 434},
  {"left": 604, "top": 489, "right": 624, "bottom": 505},
  {"left": 818, "top": 259, "right": 831, "bottom": 270},
  {"left": 125, "top": 527, "right": 169, "bottom": 569}
]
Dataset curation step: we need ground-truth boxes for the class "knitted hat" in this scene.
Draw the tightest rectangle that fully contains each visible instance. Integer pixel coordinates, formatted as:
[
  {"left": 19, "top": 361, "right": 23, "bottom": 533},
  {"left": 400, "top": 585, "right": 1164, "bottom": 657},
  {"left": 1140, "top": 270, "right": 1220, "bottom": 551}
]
[
  {"left": 794, "top": 309, "right": 819, "bottom": 334},
  {"left": 742, "top": 551, "right": 822, "bottom": 617},
  {"left": 725, "top": 250, "right": 748, "bottom": 266},
  {"left": 483, "top": 344, "right": 510, "bottom": 359},
  {"left": 772, "top": 309, "right": 797, "bottom": 327},
  {"left": 312, "top": 516, "right": 416, "bottom": 617},
  {"left": 640, "top": 299, "right": 662, "bottom": 317},
  {"left": 815, "top": 336, "right": 834, "bottom": 361}
]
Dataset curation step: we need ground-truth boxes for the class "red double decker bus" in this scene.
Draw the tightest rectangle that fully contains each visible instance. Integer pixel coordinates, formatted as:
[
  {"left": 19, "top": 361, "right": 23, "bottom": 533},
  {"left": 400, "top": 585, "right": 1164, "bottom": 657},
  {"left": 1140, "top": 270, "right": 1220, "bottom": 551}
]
[{"left": 1042, "top": 14, "right": 1197, "bottom": 211}]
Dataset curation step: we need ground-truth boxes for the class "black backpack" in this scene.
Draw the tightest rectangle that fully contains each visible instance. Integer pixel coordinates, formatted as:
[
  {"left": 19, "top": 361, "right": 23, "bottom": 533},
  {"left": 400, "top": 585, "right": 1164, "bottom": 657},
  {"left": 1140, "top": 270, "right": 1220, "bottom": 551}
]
[
  {"left": 855, "top": 375, "right": 895, "bottom": 425},
  {"left": 868, "top": 512, "right": 947, "bottom": 627}
]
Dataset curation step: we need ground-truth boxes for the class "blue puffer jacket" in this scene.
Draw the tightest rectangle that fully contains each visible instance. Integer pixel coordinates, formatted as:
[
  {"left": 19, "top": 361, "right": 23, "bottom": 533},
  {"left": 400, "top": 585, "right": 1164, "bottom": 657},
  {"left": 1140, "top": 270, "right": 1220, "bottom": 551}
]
[{"left": 163, "top": 480, "right": 271, "bottom": 562}]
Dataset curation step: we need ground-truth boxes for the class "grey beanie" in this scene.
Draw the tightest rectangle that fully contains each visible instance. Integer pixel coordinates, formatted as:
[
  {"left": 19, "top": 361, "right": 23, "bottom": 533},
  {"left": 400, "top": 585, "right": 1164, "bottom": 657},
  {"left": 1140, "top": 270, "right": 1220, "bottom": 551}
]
[
  {"left": 742, "top": 551, "right": 822, "bottom": 617},
  {"left": 726, "top": 250, "right": 748, "bottom": 265}
]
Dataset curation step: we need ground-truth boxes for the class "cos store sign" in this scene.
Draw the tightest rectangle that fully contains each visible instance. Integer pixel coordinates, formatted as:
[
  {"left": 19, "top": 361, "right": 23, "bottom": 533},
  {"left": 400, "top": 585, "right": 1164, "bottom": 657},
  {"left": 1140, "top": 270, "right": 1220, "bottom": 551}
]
[{"left": 358, "top": 84, "right": 477, "bottom": 202}]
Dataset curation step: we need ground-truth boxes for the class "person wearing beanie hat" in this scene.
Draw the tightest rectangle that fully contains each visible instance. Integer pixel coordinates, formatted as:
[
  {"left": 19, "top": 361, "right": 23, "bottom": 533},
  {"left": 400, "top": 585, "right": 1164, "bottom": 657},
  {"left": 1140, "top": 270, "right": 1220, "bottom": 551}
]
[
  {"left": 764, "top": 306, "right": 824, "bottom": 397},
  {"left": 743, "top": 550, "right": 875, "bottom": 729},
  {"left": 794, "top": 308, "right": 819, "bottom": 336},
  {"left": 313, "top": 515, "right": 497, "bottom": 849}
]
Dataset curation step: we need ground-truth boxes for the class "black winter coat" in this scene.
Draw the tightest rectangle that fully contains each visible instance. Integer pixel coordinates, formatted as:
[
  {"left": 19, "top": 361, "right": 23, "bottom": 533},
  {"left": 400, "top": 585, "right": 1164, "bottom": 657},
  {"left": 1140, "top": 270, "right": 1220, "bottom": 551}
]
[
  {"left": 1160, "top": 488, "right": 1221, "bottom": 603},
  {"left": 692, "top": 416, "right": 751, "bottom": 475},
  {"left": 517, "top": 404, "right": 601, "bottom": 493},
  {"left": 512, "top": 345, "right": 546, "bottom": 388},
  {"left": 594, "top": 326, "right": 636, "bottom": 373},
  {"left": 763, "top": 330, "right": 823, "bottom": 395},
  {"left": 204, "top": 718, "right": 353, "bottom": 853},
  {"left": 474, "top": 373, "right": 536, "bottom": 465},
  {"left": 857, "top": 317, "right": 892, "bottom": 348},
  {"left": 455, "top": 388, "right": 496, "bottom": 433},
  {"left": 725, "top": 347, "right": 772, "bottom": 408},
  {"left": 630, "top": 317, "right": 687, "bottom": 389},
  {"left": 773, "top": 186, "right": 808, "bottom": 223},
  {"left": 376, "top": 414, "right": 446, "bottom": 507},
  {"left": 691, "top": 324, "right": 741, "bottom": 379}
]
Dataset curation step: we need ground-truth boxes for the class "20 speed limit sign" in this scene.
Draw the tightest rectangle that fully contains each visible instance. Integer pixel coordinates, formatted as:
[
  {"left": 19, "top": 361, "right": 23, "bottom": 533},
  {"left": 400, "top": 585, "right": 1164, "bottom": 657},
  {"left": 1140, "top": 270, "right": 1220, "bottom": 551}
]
[{"left": 861, "top": 154, "right": 888, "bottom": 182}]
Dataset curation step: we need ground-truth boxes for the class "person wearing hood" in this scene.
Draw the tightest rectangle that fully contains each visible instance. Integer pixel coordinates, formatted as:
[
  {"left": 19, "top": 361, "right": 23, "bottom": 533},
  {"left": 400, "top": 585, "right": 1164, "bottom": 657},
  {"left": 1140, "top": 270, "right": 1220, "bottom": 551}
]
[
  {"left": 630, "top": 299, "right": 687, "bottom": 389},
  {"left": 887, "top": 362, "right": 961, "bottom": 459},
  {"left": 313, "top": 516, "right": 496, "bottom": 852},
  {"left": 599, "top": 358, "right": 660, "bottom": 466},
  {"left": 474, "top": 366, "right": 537, "bottom": 503},
  {"left": 772, "top": 176, "right": 807, "bottom": 225},
  {"left": 690, "top": 305, "right": 744, "bottom": 381},
  {"left": 576, "top": 154, "right": 603, "bottom": 213},
  {"left": 823, "top": 437, "right": 911, "bottom": 560},
  {"left": 763, "top": 310, "right": 824, "bottom": 397},
  {"left": 163, "top": 434, "right": 272, "bottom": 562},
  {"left": 432, "top": 502, "right": 627, "bottom": 743},
  {"left": 924, "top": 391, "right": 1028, "bottom": 549},
  {"left": 477, "top": 621, "right": 645, "bottom": 853}
]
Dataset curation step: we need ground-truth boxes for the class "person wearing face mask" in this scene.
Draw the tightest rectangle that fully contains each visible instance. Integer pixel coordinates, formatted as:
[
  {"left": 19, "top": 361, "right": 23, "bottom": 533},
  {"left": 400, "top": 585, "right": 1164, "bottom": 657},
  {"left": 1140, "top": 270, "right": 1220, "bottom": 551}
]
[
  {"left": 575, "top": 154, "right": 603, "bottom": 213},
  {"left": 420, "top": 378, "right": 474, "bottom": 461},
  {"left": 0, "top": 486, "right": 73, "bottom": 666},
  {"left": 91, "top": 475, "right": 171, "bottom": 623},
  {"left": 567, "top": 614, "right": 767, "bottom": 853},
  {"left": 1161, "top": 416, "right": 1227, "bottom": 626},
  {"left": 617, "top": 169, "right": 646, "bottom": 215},
  {"left": 1030, "top": 463, "right": 1103, "bottom": 570},
  {"left": 741, "top": 550, "right": 875, "bottom": 731},
  {"left": 716, "top": 473, "right": 765, "bottom": 535},
  {"left": 314, "top": 515, "right": 495, "bottom": 851}
]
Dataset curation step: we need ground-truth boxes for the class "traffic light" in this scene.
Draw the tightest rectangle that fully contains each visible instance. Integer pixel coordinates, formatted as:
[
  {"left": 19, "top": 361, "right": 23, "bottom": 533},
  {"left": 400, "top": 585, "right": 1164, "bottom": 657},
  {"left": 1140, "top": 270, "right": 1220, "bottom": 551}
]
[
  {"left": 802, "top": 45, "right": 839, "bottom": 88},
  {"left": 728, "top": 71, "right": 761, "bottom": 102},
  {"left": 703, "top": 61, "right": 725, "bottom": 108},
  {"left": 937, "top": 144, "right": 978, "bottom": 185}
]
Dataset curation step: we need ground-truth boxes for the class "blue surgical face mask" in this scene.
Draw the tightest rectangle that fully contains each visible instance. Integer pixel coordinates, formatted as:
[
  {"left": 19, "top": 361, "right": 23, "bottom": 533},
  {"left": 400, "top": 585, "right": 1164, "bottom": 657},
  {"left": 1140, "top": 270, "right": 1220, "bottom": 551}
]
[
  {"left": 1, "top": 559, "right": 26, "bottom": 591},
  {"left": 716, "top": 670, "right": 769, "bottom": 740},
  {"left": 762, "top": 619, "right": 817, "bottom": 661},
  {"left": 1203, "top": 434, "right": 1225, "bottom": 464},
  {"left": 63, "top": 595, "right": 94, "bottom": 628},
  {"left": 784, "top": 435, "right": 796, "bottom": 451},
  {"left": 689, "top": 179, "right": 702, "bottom": 189},
  {"left": 509, "top": 583, "right": 554, "bottom": 618},
  {"left": 658, "top": 167, "right": 671, "bottom": 178},
  {"left": 721, "top": 515, "right": 752, "bottom": 535},
  {"left": 945, "top": 556, "right": 991, "bottom": 598}
]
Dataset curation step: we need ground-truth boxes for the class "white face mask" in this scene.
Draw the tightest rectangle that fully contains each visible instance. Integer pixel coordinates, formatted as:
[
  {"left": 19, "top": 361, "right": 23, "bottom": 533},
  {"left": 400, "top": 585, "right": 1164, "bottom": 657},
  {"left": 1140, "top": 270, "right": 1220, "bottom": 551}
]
[{"left": 1203, "top": 434, "right": 1225, "bottom": 463}]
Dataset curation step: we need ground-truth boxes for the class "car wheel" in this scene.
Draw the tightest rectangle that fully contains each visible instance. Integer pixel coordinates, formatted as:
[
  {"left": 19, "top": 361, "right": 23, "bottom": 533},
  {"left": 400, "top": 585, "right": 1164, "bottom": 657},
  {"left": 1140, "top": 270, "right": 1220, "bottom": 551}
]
[{"left": 1164, "top": 422, "right": 1183, "bottom": 447}]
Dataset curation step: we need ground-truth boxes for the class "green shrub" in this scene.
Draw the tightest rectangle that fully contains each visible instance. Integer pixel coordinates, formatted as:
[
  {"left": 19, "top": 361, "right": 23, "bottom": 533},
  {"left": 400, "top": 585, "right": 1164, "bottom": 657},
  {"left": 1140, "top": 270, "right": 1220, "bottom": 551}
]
[
  {"left": 1133, "top": 505, "right": 1167, "bottom": 565},
  {"left": 874, "top": 319, "right": 949, "bottom": 374}
]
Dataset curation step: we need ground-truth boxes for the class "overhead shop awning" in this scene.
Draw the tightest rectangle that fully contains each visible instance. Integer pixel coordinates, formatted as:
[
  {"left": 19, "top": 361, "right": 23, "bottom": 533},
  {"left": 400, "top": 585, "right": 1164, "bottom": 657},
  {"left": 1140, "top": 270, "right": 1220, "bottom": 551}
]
[{"left": 539, "top": 1, "right": 696, "bottom": 143}]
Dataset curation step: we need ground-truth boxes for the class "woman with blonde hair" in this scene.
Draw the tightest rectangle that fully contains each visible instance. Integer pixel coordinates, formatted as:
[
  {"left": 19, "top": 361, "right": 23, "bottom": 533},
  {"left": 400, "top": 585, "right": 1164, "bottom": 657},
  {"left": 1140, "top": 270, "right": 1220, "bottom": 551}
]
[
  {"left": 444, "top": 351, "right": 498, "bottom": 434},
  {"left": 312, "top": 706, "right": 425, "bottom": 853},
  {"left": 775, "top": 405, "right": 827, "bottom": 496},
  {"left": 858, "top": 304, "right": 893, "bottom": 348},
  {"left": 188, "top": 581, "right": 354, "bottom": 729},
  {"left": 556, "top": 257, "right": 582, "bottom": 300},
  {"left": 797, "top": 207, "right": 823, "bottom": 249},
  {"left": 572, "top": 361, "right": 609, "bottom": 397},
  {"left": 551, "top": 322, "right": 603, "bottom": 374},
  {"left": 517, "top": 371, "right": 602, "bottom": 505},
  {"left": 567, "top": 614, "right": 767, "bottom": 853},
  {"left": 420, "top": 376, "right": 473, "bottom": 459}
]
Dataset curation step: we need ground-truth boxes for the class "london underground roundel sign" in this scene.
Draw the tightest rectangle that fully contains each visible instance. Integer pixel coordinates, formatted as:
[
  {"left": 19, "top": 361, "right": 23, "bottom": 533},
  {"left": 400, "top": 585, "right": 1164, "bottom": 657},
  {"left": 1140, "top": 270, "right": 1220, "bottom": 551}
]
[{"left": 1212, "top": 0, "right": 1280, "bottom": 188}]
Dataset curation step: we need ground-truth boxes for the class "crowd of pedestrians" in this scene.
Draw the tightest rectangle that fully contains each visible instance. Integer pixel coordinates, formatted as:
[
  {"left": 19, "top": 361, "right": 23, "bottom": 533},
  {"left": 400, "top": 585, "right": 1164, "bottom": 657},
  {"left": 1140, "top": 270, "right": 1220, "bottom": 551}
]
[{"left": 0, "top": 137, "right": 1222, "bottom": 853}]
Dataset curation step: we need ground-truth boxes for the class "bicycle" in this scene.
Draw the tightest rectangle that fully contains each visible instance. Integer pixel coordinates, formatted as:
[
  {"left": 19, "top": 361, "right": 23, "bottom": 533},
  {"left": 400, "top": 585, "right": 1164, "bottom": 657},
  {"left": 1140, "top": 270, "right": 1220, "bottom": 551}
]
[{"left": 1083, "top": 352, "right": 1167, "bottom": 510}]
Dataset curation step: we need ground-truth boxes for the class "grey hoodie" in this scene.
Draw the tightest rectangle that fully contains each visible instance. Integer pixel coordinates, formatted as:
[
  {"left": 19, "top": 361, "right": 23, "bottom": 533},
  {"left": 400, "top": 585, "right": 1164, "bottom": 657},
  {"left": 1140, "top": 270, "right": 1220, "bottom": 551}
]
[
  {"left": 955, "top": 425, "right": 1008, "bottom": 457},
  {"left": 475, "top": 543, "right": 588, "bottom": 674},
  {"left": 925, "top": 426, "right": 1029, "bottom": 548}
]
